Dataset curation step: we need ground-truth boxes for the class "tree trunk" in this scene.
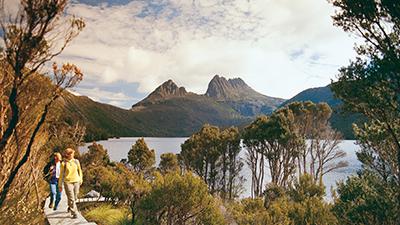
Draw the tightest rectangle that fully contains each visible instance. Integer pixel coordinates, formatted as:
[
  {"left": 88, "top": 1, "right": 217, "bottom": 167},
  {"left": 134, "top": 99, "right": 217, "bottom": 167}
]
[
  {"left": 131, "top": 206, "right": 135, "bottom": 225},
  {"left": 0, "top": 95, "right": 55, "bottom": 207},
  {"left": 0, "top": 86, "right": 19, "bottom": 153}
]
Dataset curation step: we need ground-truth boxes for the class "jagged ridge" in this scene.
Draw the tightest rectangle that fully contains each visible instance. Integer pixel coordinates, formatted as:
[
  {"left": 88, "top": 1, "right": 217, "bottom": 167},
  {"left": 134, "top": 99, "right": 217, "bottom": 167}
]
[
  {"left": 206, "top": 75, "right": 254, "bottom": 99},
  {"left": 139, "top": 79, "right": 188, "bottom": 103},
  {"left": 206, "top": 75, "right": 286, "bottom": 116},
  {"left": 133, "top": 75, "right": 285, "bottom": 116}
]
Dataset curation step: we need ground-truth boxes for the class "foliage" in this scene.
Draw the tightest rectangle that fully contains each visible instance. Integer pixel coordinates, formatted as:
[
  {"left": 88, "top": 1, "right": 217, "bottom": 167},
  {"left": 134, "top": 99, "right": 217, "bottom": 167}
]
[
  {"left": 44, "top": 122, "right": 86, "bottom": 158},
  {"left": 227, "top": 198, "right": 270, "bottom": 225},
  {"left": 333, "top": 172, "right": 398, "bottom": 225},
  {"left": 0, "top": 0, "right": 84, "bottom": 222},
  {"left": 286, "top": 174, "right": 336, "bottom": 225},
  {"left": 242, "top": 101, "right": 346, "bottom": 197},
  {"left": 81, "top": 142, "right": 111, "bottom": 167},
  {"left": 329, "top": 0, "right": 400, "bottom": 220},
  {"left": 283, "top": 85, "right": 362, "bottom": 140},
  {"left": 263, "top": 183, "right": 286, "bottom": 209},
  {"left": 128, "top": 138, "right": 155, "bottom": 174},
  {"left": 242, "top": 110, "right": 300, "bottom": 196},
  {"left": 136, "top": 172, "right": 225, "bottom": 225},
  {"left": 228, "top": 175, "right": 337, "bottom": 225},
  {"left": 180, "top": 124, "right": 244, "bottom": 199},
  {"left": 289, "top": 174, "right": 325, "bottom": 202},
  {"left": 286, "top": 101, "right": 347, "bottom": 182},
  {"left": 159, "top": 153, "right": 180, "bottom": 174},
  {"left": 83, "top": 204, "right": 131, "bottom": 225},
  {"left": 112, "top": 163, "right": 151, "bottom": 225},
  {"left": 219, "top": 127, "right": 244, "bottom": 199},
  {"left": 85, "top": 164, "right": 150, "bottom": 223},
  {"left": 330, "top": 0, "right": 400, "bottom": 180}
]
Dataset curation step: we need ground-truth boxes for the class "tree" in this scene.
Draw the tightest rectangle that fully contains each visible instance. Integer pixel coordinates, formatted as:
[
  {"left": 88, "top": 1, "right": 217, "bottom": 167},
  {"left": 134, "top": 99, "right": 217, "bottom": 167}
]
[
  {"left": 81, "top": 142, "right": 111, "bottom": 168},
  {"left": 128, "top": 138, "right": 155, "bottom": 174},
  {"left": 242, "top": 117, "right": 267, "bottom": 198},
  {"left": 219, "top": 127, "right": 244, "bottom": 200},
  {"left": 286, "top": 101, "right": 347, "bottom": 182},
  {"left": 329, "top": 0, "right": 400, "bottom": 217},
  {"left": 137, "top": 172, "right": 225, "bottom": 225},
  {"left": 181, "top": 124, "right": 221, "bottom": 193},
  {"left": 180, "top": 124, "right": 244, "bottom": 198},
  {"left": 0, "top": 0, "right": 84, "bottom": 217},
  {"left": 243, "top": 102, "right": 346, "bottom": 199},
  {"left": 333, "top": 171, "right": 398, "bottom": 225},
  {"left": 44, "top": 121, "right": 86, "bottom": 155},
  {"left": 113, "top": 163, "right": 151, "bottom": 225},
  {"left": 243, "top": 113, "right": 300, "bottom": 194},
  {"left": 197, "top": 125, "right": 221, "bottom": 193},
  {"left": 228, "top": 175, "right": 337, "bottom": 225},
  {"left": 80, "top": 143, "right": 151, "bottom": 225},
  {"left": 278, "top": 174, "right": 337, "bottom": 225},
  {"left": 265, "top": 109, "right": 302, "bottom": 187},
  {"left": 159, "top": 153, "right": 180, "bottom": 174}
]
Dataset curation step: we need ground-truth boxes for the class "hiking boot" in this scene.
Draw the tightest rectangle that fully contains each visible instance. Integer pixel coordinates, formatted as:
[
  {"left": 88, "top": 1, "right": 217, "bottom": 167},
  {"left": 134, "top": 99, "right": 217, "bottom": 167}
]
[
  {"left": 53, "top": 205, "right": 58, "bottom": 211},
  {"left": 72, "top": 214, "right": 78, "bottom": 219},
  {"left": 48, "top": 202, "right": 54, "bottom": 208}
]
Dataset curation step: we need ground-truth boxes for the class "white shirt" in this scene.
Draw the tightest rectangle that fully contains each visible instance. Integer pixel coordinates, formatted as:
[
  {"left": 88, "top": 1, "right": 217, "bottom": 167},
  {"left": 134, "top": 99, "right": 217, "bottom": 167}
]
[{"left": 55, "top": 161, "right": 61, "bottom": 178}]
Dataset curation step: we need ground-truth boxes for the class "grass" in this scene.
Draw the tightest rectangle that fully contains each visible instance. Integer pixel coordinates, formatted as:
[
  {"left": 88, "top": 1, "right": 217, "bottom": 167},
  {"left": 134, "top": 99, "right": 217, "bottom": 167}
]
[{"left": 82, "top": 203, "right": 131, "bottom": 225}]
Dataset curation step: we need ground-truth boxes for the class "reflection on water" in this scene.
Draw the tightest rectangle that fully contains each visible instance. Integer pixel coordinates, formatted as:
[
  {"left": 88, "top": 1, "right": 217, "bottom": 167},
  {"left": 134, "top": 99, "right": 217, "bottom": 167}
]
[{"left": 79, "top": 138, "right": 361, "bottom": 199}]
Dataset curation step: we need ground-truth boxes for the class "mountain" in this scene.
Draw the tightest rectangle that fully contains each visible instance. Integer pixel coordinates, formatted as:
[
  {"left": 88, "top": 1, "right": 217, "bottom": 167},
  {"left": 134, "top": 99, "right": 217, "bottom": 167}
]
[
  {"left": 61, "top": 78, "right": 253, "bottom": 141},
  {"left": 206, "top": 75, "right": 285, "bottom": 116},
  {"left": 133, "top": 76, "right": 285, "bottom": 117},
  {"left": 282, "top": 85, "right": 361, "bottom": 139},
  {"left": 61, "top": 77, "right": 357, "bottom": 141},
  {"left": 139, "top": 79, "right": 189, "bottom": 103},
  {"left": 132, "top": 79, "right": 193, "bottom": 109},
  {"left": 281, "top": 85, "right": 341, "bottom": 107}
]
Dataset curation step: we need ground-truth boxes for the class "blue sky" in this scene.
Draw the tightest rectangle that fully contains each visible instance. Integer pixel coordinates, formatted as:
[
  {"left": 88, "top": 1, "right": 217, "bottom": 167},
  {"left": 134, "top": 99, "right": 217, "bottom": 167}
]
[{"left": 51, "top": 0, "right": 358, "bottom": 108}]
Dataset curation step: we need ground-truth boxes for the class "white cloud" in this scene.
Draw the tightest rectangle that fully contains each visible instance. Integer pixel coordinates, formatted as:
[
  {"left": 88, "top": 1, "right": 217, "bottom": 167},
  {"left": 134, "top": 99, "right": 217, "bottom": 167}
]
[
  {"left": 55, "top": 0, "right": 357, "bottom": 102},
  {"left": 72, "top": 87, "right": 136, "bottom": 108}
]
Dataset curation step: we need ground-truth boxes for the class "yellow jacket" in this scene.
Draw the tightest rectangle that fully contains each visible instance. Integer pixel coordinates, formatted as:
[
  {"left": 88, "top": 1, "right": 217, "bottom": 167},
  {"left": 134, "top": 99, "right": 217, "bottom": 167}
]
[{"left": 58, "top": 159, "right": 83, "bottom": 186}]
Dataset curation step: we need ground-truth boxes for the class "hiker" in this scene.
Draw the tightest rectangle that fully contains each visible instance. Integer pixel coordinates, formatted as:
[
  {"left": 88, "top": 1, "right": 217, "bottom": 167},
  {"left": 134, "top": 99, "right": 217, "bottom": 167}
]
[
  {"left": 59, "top": 148, "right": 83, "bottom": 219},
  {"left": 48, "top": 152, "right": 62, "bottom": 210}
]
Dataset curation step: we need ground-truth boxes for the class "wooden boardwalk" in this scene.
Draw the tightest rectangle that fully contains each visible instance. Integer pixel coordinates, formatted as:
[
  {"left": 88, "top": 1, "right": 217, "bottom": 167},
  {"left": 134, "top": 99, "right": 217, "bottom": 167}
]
[{"left": 44, "top": 191, "right": 98, "bottom": 225}]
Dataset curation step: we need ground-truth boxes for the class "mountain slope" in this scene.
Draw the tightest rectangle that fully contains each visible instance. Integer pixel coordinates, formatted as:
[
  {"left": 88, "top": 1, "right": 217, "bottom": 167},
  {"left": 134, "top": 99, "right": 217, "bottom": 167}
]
[
  {"left": 282, "top": 85, "right": 360, "bottom": 139},
  {"left": 281, "top": 85, "right": 341, "bottom": 107},
  {"left": 206, "top": 75, "right": 285, "bottom": 116}
]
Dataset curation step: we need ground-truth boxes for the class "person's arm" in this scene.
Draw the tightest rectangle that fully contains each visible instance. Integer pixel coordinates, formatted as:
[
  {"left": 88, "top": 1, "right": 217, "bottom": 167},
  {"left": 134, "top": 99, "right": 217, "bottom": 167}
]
[
  {"left": 58, "top": 162, "right": 64, "bottom": 191},
  {"left": 77, "top": 160, "right": 83, "bottom": 185}
]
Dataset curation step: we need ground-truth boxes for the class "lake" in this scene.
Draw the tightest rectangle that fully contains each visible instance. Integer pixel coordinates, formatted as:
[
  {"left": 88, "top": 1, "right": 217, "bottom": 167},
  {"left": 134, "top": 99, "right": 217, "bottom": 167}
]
[{"left": 79, "top": 137, "right": 361, "bottom": 199}]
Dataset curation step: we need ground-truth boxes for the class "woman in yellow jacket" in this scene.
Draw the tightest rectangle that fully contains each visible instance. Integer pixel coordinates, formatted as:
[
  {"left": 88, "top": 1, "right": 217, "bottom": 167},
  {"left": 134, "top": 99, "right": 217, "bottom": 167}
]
[{"left": 58, "top": 148, "right": 83, "bottom": 219}]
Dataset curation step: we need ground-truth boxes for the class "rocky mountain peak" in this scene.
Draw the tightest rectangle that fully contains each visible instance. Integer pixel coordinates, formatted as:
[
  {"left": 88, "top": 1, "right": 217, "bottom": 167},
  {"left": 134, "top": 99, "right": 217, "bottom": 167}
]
[
  {"left": 150, "top": 79, "right": 187, "bottom": 99},
  {"left": 206, "top": 75, "right": 252, "bottom": 99},
  {"left": 133, "top": 79, "right": 187, "bottom": 107}
]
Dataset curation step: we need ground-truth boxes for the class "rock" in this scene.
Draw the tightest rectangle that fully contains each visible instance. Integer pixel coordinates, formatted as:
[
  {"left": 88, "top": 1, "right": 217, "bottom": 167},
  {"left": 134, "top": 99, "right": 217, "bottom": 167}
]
[
  {"left": 136, "top": 79, "right": 188, "bottom": 104},
  {"left": 85, "top": 190, "right": 100, "bottom": 198},
  {"left": 206, "top": 75, "right": 285, "bottom": 115}
]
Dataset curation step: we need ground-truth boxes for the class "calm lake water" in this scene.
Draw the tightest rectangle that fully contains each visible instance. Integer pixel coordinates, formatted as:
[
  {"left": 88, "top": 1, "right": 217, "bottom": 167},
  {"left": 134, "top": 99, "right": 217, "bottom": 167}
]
[{"left": 79, "top": 137, "right": 361, "bottom": 199}]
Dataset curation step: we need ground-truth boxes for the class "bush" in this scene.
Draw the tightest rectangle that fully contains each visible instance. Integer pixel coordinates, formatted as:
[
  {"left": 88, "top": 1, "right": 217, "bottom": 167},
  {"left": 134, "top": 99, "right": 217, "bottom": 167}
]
[{"left": 83, "top": 204, "right": 130, "bottom": 225}]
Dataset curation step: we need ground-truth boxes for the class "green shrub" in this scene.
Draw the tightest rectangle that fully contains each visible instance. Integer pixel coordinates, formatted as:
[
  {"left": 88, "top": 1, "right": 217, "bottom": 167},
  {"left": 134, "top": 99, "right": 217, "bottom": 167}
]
[{"left": 84, "top": 204, "right": 130, "bottom": 225}]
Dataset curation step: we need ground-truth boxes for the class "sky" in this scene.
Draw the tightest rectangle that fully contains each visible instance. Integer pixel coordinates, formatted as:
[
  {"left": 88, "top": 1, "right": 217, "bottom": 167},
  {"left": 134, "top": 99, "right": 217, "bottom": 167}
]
[{"left": 34, "top": 0, "right": 360, "bottom": 108}]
